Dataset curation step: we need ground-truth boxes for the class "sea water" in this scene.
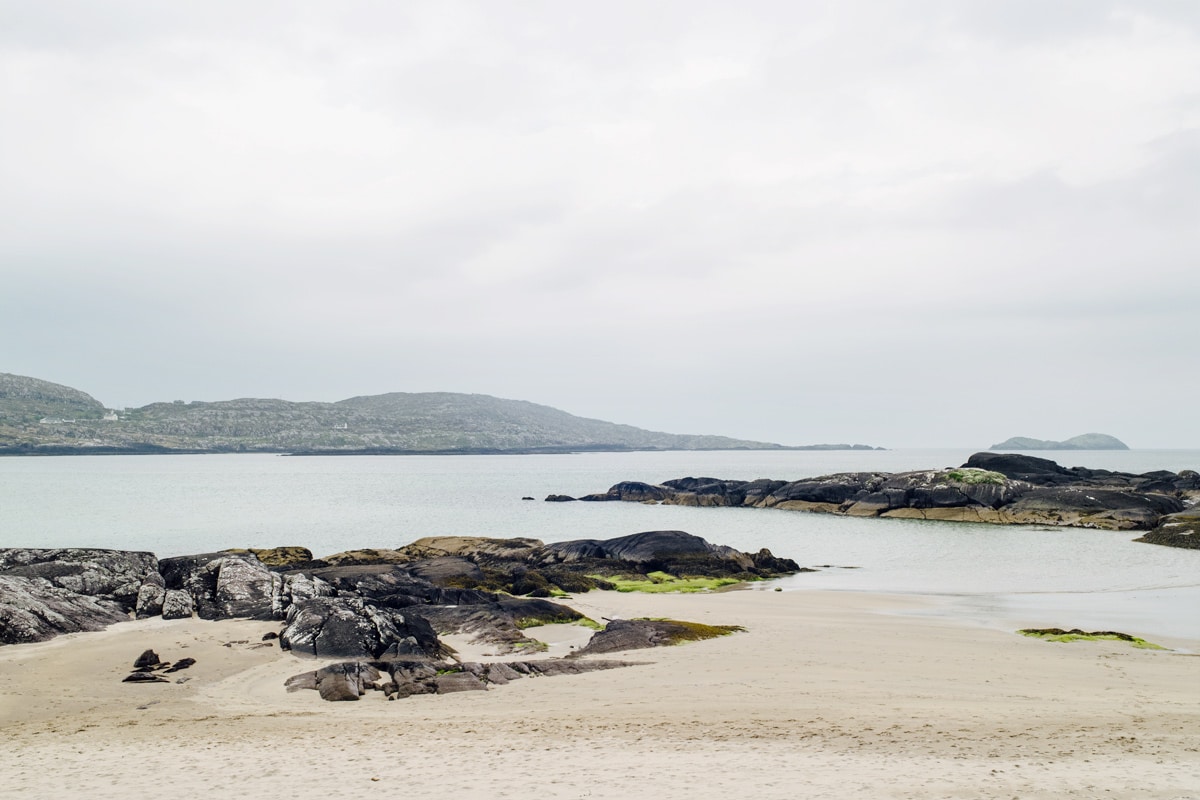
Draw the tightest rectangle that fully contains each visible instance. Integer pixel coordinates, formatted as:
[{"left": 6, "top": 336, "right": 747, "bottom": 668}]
[{"left": 1, "top": 449, "right": 1197, "bottom": 642}]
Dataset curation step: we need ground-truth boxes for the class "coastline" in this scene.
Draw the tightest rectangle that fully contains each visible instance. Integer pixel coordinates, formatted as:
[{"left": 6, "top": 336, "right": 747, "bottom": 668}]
[{"left": 2, "top": 588, "right": 1197, "bottom": 799}]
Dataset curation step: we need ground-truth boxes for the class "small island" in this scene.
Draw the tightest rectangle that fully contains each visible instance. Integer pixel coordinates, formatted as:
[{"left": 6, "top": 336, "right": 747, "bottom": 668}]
[{"left": 989, "top": 433, "right": 1129, "bottom": 451}]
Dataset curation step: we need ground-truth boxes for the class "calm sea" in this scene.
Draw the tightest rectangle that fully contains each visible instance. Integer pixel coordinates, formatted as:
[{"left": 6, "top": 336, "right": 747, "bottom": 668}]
[{"left": 2, "top": 448, "right": 1197, "bottom": 643}]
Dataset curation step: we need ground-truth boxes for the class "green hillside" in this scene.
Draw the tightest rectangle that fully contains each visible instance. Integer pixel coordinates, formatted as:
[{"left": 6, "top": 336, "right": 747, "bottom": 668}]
[{"left": 0, "top": 373, "right": 787, "bottom": 454}]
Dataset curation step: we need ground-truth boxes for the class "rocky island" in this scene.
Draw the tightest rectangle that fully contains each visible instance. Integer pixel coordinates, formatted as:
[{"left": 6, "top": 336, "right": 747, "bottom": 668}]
[
  {"left": 990, "top": 433, "right": 1130, "bottom": 450},
  {"left": 555, "top": 452, "right": 1200, "bottom": 549}
]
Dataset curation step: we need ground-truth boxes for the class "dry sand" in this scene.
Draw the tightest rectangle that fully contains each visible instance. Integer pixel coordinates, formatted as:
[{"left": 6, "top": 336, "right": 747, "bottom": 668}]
[{"left": 1, "top": 589, "right": 1197, "bottom": 799}]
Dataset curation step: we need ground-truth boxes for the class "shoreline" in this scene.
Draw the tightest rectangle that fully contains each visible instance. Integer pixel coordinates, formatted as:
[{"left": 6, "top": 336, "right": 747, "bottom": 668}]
[
  {"left": 2, "top": 588, "right": 1197, "bottom": 799},
  {"left": 773, "top": 584, "right": 1200, "bottom": 648}
]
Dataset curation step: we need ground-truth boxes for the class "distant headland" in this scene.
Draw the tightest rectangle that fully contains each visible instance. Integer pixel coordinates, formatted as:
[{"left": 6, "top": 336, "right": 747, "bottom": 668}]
[{"left": 0, "top": 372, "right": 881, "bottom": 455}]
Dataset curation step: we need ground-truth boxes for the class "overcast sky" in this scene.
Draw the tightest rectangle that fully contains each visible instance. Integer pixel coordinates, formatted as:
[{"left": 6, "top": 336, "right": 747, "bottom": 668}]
[{"left": 2, "top": 1, "right": 1198, "bottom": 448}]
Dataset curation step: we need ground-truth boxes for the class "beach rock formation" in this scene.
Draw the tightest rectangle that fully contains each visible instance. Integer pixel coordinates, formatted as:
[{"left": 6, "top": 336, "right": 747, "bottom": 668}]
[
  {"left": 158, "top": 552, "right": 280, "bottom": 620},
  {"left": 280, "top": 596, "right": 444, "bottom": 660},
  {"left": 311, "top": 532, "right": 799, "bottom": 598},
  {"left": 1134, "top": 506, "right": 1200, "bottom": 549},
  {"left": 0, "top": 548, "right": 159, "bottom": 608},
  {"left": 571, "top": 618, "right": 743, "bottom": 657},
  {"left": 286, "top": 657, "right": 636, "bottom": 702},
  {"left": 0, "top": 532, "right": 801, "bottom": 647},
  {"left": 566, "top": 454, "right": 1200, "bottom": 545},
  {"left": 0, "top": 548, "right": 162, "bottom": 644},
  {"left": 0, "top": 574, "right": 132, "bottom": 644}
]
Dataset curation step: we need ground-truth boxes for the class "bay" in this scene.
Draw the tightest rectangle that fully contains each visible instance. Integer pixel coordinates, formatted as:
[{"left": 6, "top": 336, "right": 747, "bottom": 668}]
[{"left": 1, "top": 448, "right": 1197, "bottom": 642}]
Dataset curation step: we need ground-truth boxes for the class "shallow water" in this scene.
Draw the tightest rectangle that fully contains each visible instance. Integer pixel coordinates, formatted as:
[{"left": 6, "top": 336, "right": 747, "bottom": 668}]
[{"left": 2, "top": 448, "right": 1197, "bottom": 641}]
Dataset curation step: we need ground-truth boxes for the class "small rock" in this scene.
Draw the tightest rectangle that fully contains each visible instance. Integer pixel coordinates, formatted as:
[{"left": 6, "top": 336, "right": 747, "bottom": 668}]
[
  {"left": 133, "top": 649, "right": 163, "bottom": 670},
  {"left": 123, "top": 671, "right": 167, "bottom": 683}
]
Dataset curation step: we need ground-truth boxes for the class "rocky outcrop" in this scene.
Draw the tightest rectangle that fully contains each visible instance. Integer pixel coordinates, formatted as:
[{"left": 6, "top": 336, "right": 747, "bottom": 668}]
[
  {"left": 310, "top": 532, "right": 801, "bottom": 598},
  {"left": 286, "top": 657, "right": 636, "bottom": 702},
  {"left": 0, "top": 548, "right": 162, "bottom": 644},
  {"left": 0, "top": 548, "right": 159, "bottom": 609},
  {"left": 158, "top": 552, "right": 280, "bottom": 620},
  {"left": 1134, "top": 507, "right": 1200, "bottom": 549},
  {"left": 161, "top": 589, "right": 194, "bottom": 619},
  {"left": 279, "top": 596, "right": 444, "bottom": 660},
  {"left": 565, "top": 455, "right": 1200, "bottom": 546},
  {"left": 224, "top": 546, "right": 315, "bottom": 569},
  {"left": 135, "top": 572, "right": 166, "bottom": 619},
  {"left": 0, "top": 575, "right": 132, "bottom": 644},
  {"left": 409, "top": 596, "right": 586, "bottom": 655},
  {"left": 572, "top": 618, "right": 743, "bottom": 657}
]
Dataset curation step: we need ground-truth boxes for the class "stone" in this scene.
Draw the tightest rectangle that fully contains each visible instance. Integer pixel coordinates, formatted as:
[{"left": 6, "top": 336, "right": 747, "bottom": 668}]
[
  {"left": 315, "top": 662, "right": 381, "bottom": 701},
  {"left": 123, "top": 671, "right": 168, "bottom": 683},
  {"left": 161, "top": 589, "right": 194, "bottom": 620},
  {"left": 0, "top": 575, "right": 131, "bottom": 645},
  {"left": 135, "top": 572, "right": 166, "bottom": 619},
  {"left": 0, "top": 548, "right": 160, "bottom": 610},
  {"left": 433, "top": 671, "right": 487, "bottom": 693},
  {"left": 133, "top": 649, "right": 163, "bottom": 670},
  {"left": 280, "top": 597, "right": 442, "bottom": 660}
]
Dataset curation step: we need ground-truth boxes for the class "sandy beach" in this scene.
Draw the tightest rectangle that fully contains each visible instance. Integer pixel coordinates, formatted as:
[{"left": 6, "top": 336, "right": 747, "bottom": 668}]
[{"left": 1, "top": 589, "right": 1196, "bottom": 799}]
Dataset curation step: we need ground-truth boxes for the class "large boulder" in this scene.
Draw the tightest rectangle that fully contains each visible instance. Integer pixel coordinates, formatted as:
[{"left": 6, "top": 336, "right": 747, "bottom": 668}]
[
  {"left": 0, "top": 548, "right": 159, "bottom": 610},
  {"left": 280, "top": 596, "right": 443, "bottom": 660},
  {"left": 572, "top": 618, "right": 742, "bottom": 657},
  {"left": 161, "top": 589, "right": 194, "bottom": 619},
  {"left": 158, "top": 552, "right": 278, "bottom": 620},
  {"left": 409, "top": 596, "right": 584, "bottom": 655},
  {"left": 964, "top": 453, "right": 1076, "bottom": 484},
  {"left": 135, "top": 572, "right": 166, "bottom": 619},
  {"left": 0, "top": 575, "right": 131, "bottom": 644}
]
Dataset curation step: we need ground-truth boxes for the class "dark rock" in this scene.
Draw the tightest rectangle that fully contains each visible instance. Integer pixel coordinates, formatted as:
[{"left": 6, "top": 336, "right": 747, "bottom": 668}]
[
  {"left": 0, "top": 548, "right": 159, "bottom": 610},
  {"left": 0, "top": 575, "right": 131, "bottom": 645},
  {"left": 1006, "top": 487, "right": 1184, "bottom": 529},
  {"left": 135, "top": 572, "right": 166, "bottom": 619},
  {"left": 287, "top": 657, "right": 635, "bottom": 701},
  {"left": 161, "top": 589, "right": 194, "bottom": 619},
  {"left": 405, "top": 557, "right": 485, "bottom": 586},
  {"left": 434, "top": 672, "right": 487, "bottom": 693},
  {"left": 964, "top": 453, "right": 1077, "bottom": 484},
  {"left": 1134, "top": 508, "right": 1200, "bottom": 549},
  {"left": 133, "top": 649, "right": 164, "bottom": 670},
  {"left": 304, "top": 564, "right": 494, "bottom": 608},
  {"left": 123, "top": 671, "right": 168, "bottom": 683},
  {"left": 544, "top": 495, "right": 576, "bottom": 502},
  {"left": 315, "top": 661, "right": 381, "bottom": 701},
  {"left": 573, "top": 618, "right": 741, "bottom": 656},
  {"left": 570, "top": 455, "right": 1199, "bottom": 536},
  {"left": 165, "top": 657, "right": 196, "bottom": 672},
  {"left": 158, "top": 552, "right": 279, "bottom": 620},
  {"left": 284, "top": 671, "right": 318, "bottom": 692},
  {"left": 280, "top": 596, "right": 442, "bottom": 660}
]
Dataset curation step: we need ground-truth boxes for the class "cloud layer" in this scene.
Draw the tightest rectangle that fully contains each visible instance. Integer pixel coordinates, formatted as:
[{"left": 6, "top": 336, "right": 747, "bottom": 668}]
[{"left": 3, "top": 1, "right": 1197, "bottom": 447}]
